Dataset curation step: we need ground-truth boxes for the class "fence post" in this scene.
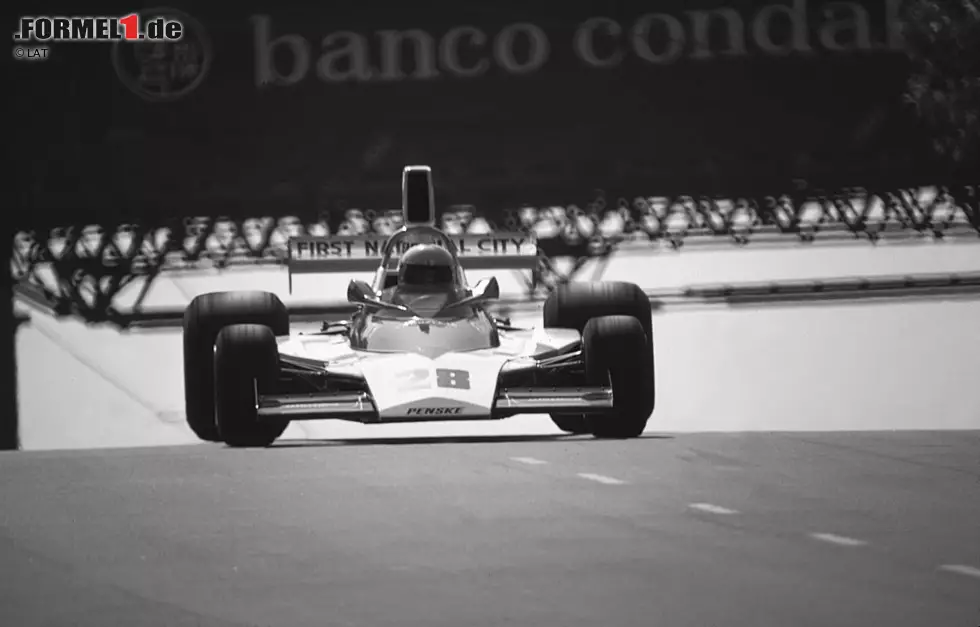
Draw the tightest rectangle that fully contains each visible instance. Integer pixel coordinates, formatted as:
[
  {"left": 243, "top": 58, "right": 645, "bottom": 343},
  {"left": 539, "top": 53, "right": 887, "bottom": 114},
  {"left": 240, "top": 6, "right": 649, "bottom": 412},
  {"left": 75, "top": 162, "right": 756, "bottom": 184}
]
[{"left": 0, "top": 229, "right": 18, "bottom": 450}]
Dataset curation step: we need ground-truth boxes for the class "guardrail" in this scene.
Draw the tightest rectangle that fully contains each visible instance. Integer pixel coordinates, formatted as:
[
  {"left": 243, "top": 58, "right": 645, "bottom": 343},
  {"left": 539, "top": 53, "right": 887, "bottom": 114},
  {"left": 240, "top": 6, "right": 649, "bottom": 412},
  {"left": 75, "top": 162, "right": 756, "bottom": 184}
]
[{"left": 643, "top": 271, "right": 980, "bottom": 309}]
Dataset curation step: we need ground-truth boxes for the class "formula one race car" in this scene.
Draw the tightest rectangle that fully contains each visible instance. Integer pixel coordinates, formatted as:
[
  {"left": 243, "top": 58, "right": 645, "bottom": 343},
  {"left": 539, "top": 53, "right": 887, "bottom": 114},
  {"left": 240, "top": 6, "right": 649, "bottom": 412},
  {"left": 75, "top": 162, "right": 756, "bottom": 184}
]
[{"left": 182, "top": 166, "right": 655, "bottom": 447}]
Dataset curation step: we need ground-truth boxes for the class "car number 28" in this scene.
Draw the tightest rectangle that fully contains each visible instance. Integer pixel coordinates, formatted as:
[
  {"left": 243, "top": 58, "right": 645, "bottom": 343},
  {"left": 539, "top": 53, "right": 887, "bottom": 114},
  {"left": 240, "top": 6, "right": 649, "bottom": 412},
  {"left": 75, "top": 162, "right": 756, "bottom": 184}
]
[
  {"left": 436, "top": 368, "right": 470, "bottom": 389},
  {"left": 397, "top": 368, "right": 471, "bottom": 391}
]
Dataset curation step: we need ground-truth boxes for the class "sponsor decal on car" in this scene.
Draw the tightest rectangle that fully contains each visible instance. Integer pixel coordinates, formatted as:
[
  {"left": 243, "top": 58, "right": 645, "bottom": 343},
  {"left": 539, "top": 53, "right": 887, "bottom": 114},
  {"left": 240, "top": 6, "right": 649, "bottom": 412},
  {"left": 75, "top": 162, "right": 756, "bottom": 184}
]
[{"left": 405, "top": 406, "right": 464, "bottom": 416}]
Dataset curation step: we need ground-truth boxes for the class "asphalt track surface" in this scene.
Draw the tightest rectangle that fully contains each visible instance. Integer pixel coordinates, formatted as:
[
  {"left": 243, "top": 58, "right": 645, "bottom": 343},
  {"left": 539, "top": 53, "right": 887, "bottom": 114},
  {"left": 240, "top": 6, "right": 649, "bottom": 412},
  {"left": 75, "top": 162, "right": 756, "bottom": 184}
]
[{"left": 1, "top": 430, "right": 978, "bottom": 626}]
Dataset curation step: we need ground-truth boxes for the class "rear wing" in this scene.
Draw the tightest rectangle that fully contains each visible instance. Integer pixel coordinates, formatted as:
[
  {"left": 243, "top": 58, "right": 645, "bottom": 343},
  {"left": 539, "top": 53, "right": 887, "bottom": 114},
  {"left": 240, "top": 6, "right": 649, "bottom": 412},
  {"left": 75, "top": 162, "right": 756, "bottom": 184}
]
[{"left": 287, "top": 232, "right": 539, "bottom": 291}]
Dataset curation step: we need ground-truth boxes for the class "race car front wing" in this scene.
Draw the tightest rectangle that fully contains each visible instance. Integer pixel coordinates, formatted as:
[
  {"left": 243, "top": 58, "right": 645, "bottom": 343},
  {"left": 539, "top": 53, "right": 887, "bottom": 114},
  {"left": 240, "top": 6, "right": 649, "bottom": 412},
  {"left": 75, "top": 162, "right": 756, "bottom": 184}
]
[{"left": 255, "top": 386, "right": 614, "bottom": 424}]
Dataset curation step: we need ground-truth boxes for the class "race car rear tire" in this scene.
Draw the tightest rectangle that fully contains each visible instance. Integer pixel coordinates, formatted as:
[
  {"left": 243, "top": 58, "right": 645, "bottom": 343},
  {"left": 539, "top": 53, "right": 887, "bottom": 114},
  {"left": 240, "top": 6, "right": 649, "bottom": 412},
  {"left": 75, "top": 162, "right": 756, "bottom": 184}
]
[
  {"left": 582, "top": 315, "right": 652, "bottom": 438},
  {"left": 542, "top": 281, "right": 654, "bottom": 435},
  {"left": 214, "top": 324, "right": 289, "bottom": 448},
  {"left": 182, "top": 291, "right": 289, "bottom": 442}
]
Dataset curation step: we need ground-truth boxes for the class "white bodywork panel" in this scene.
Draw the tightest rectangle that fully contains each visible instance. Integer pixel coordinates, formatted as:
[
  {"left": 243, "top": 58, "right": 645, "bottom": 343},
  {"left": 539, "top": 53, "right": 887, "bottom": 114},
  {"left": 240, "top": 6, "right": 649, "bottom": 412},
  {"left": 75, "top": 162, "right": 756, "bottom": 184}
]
[
  {"left": 276, "top": 325, "right": 580, "bottom": 420},
  {"left": 360, "top": 352, "right": 509, "bottom": 418}
]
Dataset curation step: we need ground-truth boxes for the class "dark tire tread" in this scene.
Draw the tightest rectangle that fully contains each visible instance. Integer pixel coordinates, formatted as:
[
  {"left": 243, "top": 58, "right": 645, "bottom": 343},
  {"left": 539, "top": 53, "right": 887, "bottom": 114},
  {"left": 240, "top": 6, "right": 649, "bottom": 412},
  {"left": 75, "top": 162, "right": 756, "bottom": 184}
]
[
  {"left": 182, "top": 291, "right": 288, "bottom": 442},
  {"left": 214, "top": 324, "right": 288, "bottom": 448},
  {"left": 542, "top": 281, "right": 655, "bottom": 438}
]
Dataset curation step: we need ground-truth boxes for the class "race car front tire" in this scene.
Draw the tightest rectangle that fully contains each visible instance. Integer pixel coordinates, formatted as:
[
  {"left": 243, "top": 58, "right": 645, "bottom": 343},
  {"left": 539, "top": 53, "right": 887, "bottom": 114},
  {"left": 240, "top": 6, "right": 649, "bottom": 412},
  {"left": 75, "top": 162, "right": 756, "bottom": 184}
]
[
  {"left": 550, "top": 414, "right": 592, "bottom": 435},
  {"left": 582, "top": 315, "right": 652, "bottom": 438},
  {"left": 542, "top": 281, "right": 654, "bottom": 435},
  {"left": 214, "top": 324, "right": 289, "bottom": 448},
  {"left": 182, "top": 291, "right": 289, "bottom": 442}
]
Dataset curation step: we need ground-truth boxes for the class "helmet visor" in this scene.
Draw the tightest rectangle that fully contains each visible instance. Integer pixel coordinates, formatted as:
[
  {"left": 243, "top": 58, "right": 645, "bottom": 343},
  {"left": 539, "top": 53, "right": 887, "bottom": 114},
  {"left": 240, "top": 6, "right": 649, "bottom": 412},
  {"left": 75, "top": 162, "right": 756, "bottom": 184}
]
[{"left": 401, "top": 263, "right": 454, "bottom": 286}]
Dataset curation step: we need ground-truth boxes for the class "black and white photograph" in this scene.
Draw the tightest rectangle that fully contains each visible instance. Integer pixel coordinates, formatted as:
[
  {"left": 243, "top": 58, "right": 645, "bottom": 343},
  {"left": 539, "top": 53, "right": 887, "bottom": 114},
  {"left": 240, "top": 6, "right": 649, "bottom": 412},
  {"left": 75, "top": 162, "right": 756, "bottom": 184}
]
[{"left": 4, "top": 1, "right": 979, "bottom": 625}]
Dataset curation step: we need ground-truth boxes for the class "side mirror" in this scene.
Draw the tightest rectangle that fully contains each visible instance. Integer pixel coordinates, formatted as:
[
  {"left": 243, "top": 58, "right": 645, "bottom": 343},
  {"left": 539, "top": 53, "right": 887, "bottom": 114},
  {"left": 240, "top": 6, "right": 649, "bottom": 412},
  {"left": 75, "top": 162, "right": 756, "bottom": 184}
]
[
  {"left": 347, "top": 279, "right": 378, "bottom": 305},
  {"left": 347, "top": 279, "right": 412, "bottom": 313},
  {"left": 469, "top": 277, "right": 500, "bottom": 302},
  {"left": 436, "top": 277, "right": 500, "bottom": 315}
]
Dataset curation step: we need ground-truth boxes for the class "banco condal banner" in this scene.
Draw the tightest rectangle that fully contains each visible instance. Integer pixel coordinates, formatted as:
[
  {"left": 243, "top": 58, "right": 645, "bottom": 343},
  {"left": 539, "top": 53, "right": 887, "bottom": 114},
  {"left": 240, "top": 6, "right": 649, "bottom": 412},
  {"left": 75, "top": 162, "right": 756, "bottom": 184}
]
[{"left": 11, "top": 0, "right": 922, "bottom": 226}]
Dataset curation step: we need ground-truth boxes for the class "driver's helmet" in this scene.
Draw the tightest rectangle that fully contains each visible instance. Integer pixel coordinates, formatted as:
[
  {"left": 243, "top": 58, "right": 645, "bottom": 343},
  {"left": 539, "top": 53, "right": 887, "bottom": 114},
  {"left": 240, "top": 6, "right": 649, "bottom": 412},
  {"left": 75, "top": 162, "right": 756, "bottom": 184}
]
[{"left": 397, "top": 244, "right": 456, "bottom": 290}]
